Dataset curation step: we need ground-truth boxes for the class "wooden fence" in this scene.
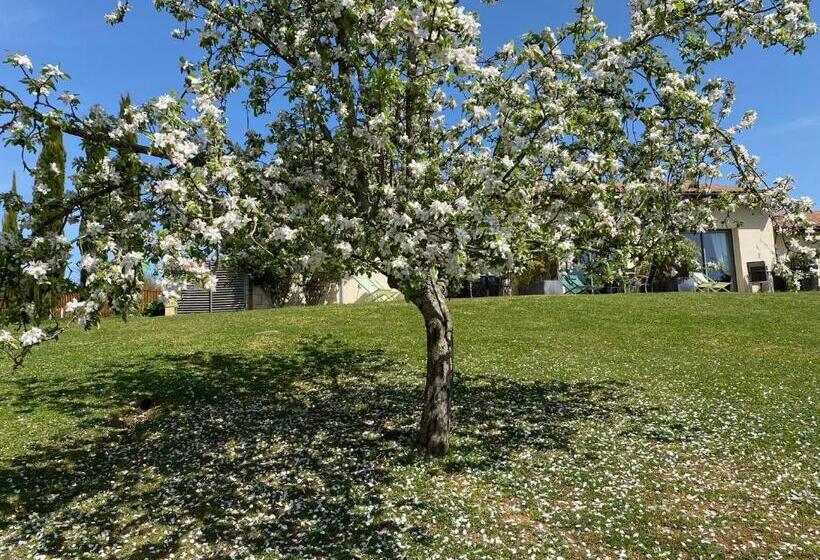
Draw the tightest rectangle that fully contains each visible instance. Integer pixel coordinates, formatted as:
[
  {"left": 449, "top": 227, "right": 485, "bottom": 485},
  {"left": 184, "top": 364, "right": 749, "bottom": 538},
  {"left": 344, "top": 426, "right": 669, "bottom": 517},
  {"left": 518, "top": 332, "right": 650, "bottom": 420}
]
[{"left": 53, "top": 288, "right": 162, "bottom": 318}]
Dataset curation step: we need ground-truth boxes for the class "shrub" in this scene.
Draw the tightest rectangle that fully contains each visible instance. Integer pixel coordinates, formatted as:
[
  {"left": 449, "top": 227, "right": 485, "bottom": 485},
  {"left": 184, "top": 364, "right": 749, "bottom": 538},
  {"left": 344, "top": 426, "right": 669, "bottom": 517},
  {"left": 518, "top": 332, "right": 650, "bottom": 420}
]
[{"left": 143, "top": 300, "right": 165, "bottom": 317}]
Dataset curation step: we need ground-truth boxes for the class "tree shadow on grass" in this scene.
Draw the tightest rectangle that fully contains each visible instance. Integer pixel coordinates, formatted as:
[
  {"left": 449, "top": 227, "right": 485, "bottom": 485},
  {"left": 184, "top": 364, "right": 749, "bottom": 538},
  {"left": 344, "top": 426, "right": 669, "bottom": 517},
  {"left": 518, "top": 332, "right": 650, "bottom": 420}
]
[{"left": 0, "top": 337, "right": 671, "bottom": 558}]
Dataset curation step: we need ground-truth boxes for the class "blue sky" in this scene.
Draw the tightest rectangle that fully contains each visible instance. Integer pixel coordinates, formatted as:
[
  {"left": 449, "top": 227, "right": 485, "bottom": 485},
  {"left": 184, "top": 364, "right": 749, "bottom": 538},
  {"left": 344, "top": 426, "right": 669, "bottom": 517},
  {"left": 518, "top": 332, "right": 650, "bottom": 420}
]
[{"left": 1, "top": 0, "right": 818, "bottom": 205}]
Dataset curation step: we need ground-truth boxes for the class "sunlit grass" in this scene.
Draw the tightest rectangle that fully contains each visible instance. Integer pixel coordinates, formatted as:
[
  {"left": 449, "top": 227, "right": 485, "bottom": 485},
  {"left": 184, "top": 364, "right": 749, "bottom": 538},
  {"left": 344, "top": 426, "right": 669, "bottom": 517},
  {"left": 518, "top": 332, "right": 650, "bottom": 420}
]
[{"left": 1, "top": 292, "right": 818, "bottom": 558}]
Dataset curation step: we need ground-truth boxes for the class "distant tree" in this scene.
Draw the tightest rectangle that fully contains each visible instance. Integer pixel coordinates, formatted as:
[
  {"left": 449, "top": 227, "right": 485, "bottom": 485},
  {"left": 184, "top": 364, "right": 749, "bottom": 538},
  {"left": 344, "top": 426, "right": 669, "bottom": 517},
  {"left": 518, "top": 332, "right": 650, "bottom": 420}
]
[
  {"left": 0, "top": 172, "right": 22, "bottom": 305},
  {"left": 2, "top": 171, "right": 18, "bottom": 235},
  {"left": 113, "top": 95, "right": 143, "bottom": 215},
  {"left": 250, "top": 266, "right": 294, "bottom": 309},
  {"left": 32, "top": 123, "right": 66, "bottom": 237},
  {"left": 31, "top": 122, "right": 68, "bottom": 313},
  {"left": 78, "top": 136, "right": 107, "bottom": 290}
]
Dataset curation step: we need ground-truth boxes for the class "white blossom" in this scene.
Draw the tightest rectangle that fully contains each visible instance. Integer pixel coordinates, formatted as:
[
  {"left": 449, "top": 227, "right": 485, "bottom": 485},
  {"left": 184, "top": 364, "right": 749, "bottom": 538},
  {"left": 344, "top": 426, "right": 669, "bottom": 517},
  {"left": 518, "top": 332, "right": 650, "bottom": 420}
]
[
  {"left": 23, "top": 261, "right": 50, "bottom": 283},
  {"left": 429, "top": 200, "right": 454, "bottom": 219},
  {"left": 0, "top": 330, "right": 15, "bottom": 346},
  {"left": 335, "top": 241, "right": 353, "bottom": 256},
  {"left": 153, "top": 94, "right": 177, "bottom": 111},
  {"left": 153, "top": 178, "right": 182, "bottom": 196},
  {"left": 408, "top": 160, "right": 429, "bottom": 178},
  {"left": 272, "top": 225, "right": 296, "bottom": 242},
  {"left": 64, "top": 299, "right": 85, "bottom": 314},
  {"left": 216, "top": 211, "right": 248, "bottom": 234},
  {"left": 6, "top": 53, "right": 33, "bottom": 72},
  {"left": 19, "top": 327, "right": 44, "bottom": 348},
  {"left": 104, "top": 1, "right": 131, "bottom": 25}
]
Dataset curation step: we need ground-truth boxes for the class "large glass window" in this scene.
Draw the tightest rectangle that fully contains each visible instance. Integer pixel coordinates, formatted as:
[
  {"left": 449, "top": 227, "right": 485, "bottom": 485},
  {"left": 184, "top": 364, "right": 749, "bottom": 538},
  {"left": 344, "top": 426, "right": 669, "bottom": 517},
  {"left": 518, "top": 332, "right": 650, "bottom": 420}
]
[{"left": 683, "top": 231, "right": 736, "bottom": 290}]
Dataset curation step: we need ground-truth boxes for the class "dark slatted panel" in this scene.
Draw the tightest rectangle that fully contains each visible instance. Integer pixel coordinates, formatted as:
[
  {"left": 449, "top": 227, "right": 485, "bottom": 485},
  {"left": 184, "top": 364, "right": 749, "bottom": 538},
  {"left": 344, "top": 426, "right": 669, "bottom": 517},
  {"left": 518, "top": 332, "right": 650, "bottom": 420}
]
[
  {"left": 177, "top": 288, "right": 211, "bottom": 314},
  {"left": 177, "top": 268, "right": 247, "bottom": 314},
  {"left": 211, "top": 269, "right": 246, "bottom": 312}
]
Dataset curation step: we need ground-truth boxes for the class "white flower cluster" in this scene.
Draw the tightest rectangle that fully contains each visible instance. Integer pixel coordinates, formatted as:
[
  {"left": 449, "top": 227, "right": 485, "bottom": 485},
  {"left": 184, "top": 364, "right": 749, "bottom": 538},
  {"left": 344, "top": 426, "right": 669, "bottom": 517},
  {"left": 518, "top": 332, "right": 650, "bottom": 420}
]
[
  {"left": 109, "top": 106, "right": 148, "bottom": 141},
  {"left": 104, "top": 1, "right": 131, "bottom": 25},
  {"left": 5, "top": 53, "right": 33, "bottom": 72},
  {"left": 23, "top": 261, "right": 50, "bottom": 283},
  {"left": 151, "top": 130, "right": 200, "bottom": 167},
  {"left": 19, "top": 327, "right": 44, "bottom": 348},
  {"left": 153, "top": 94, "right": 177, "bottom": 111},
  {"left": 0, "top": 331, "right": 16, "bottom": 346}
]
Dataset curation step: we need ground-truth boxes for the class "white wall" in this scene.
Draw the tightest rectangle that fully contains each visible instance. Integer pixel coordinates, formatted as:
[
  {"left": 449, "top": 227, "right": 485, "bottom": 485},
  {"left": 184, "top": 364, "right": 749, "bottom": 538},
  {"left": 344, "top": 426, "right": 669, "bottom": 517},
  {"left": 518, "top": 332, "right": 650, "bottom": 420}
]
[
  {"left": 336, "top": 273, "right": 396, "bottom": 304},
  {"left": 249, "top": 272, "right": 398, "bottom": 308},
  {"left": 714, "top": 208, "right": 776, "bottom": 292}
]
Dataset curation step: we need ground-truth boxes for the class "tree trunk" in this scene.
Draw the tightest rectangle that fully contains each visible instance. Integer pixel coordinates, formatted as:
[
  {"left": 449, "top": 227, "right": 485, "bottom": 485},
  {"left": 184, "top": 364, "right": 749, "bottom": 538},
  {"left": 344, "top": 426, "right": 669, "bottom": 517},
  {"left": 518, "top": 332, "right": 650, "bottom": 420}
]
[{"left": 409, "top": 279, "right": 454, "bottom": 456}]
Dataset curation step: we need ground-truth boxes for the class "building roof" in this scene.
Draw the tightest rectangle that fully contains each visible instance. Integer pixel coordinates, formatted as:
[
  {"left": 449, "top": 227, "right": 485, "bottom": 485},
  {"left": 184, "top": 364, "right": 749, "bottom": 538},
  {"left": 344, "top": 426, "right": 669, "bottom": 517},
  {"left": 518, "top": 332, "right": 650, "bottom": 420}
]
[{"left": 774, "top": 210, "right": 820, "bottom": 230}]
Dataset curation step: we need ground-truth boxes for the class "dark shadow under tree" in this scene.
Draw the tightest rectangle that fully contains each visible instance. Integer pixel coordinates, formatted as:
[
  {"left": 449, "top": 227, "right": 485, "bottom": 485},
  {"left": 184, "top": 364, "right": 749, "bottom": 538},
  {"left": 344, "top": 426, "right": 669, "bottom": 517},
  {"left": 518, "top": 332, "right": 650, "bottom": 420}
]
[{"left": 0, "top": 337, "right": 670, "bottom": 559}]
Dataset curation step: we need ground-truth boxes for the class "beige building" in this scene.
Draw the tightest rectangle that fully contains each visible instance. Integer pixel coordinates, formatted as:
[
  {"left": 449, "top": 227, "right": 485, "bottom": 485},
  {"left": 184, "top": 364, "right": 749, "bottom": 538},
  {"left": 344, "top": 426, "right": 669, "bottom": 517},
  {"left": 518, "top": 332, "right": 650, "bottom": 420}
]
[
  {"left": 671, "top": 205, "right": 818, "bottom": 293},
  {"left": 677, "top": 186, "right": 818, "bottom": 293},
  {"left": 702, "top": 206, "right": 779, "bottom": 293}
]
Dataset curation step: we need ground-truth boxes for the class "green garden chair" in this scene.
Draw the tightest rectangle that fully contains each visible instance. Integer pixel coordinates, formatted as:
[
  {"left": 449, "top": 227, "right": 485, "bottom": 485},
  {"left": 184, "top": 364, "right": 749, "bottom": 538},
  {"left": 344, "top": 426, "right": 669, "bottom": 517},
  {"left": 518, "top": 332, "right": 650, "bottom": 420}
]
[
  {"left": 561, "top": 272, "right": 586, "bottom": 294},
  {"left": 562, "top": 271, "right": 604, "bottom": 294}
]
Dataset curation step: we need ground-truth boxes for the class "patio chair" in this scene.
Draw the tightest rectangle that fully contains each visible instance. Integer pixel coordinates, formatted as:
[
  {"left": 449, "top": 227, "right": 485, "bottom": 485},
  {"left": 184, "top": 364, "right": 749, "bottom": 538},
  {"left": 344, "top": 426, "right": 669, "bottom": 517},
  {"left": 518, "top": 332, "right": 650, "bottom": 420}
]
[
  {"left": 561, "top": 271, "right": 604, "bottom": 294},
  {"left": 353, "top": 276, "right": 402, "bottom": 303},
  {"left": 746, "top": 261, "right": 773, "bottom": 293},
  {"left": 691, "top": 271, "right": 731, "bottom": 293},
  {"left": 580, "top": 271, "right": 605, "bottom": 293},
  {"left": 561, "top": 272, "right": 586, "bottom": 294},
  {"left": 622, "top": 273, "right": 651, "bottom": 293}
]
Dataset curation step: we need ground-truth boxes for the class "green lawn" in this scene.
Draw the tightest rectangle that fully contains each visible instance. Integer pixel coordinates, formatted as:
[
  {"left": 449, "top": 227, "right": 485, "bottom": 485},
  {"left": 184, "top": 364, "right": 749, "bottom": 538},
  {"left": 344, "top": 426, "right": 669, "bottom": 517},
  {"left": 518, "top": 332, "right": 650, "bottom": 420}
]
[{"left": 1, "top": 293, "right": 818, "bottom": 559}]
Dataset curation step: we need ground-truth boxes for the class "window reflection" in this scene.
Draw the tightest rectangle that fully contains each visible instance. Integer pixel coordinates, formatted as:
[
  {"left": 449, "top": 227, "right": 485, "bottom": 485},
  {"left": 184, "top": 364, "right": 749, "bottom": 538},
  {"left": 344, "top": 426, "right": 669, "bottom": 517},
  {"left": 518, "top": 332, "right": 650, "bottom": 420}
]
[{"left": 683, "top": 231, "right": 736, "bottom": 290}]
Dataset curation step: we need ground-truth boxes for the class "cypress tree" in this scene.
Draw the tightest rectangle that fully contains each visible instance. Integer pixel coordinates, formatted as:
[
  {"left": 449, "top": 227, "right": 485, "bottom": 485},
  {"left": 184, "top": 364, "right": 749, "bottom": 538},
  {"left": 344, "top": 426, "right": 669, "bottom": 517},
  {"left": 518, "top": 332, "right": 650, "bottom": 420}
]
[
  {"left": 77, "top": 97, "right": 143, "bottom": 292},
  {"left": 79, "top": 140, "right": 107, "bottom": 290},
  {"left": 2, "top": 171, "right": 18, "bottom": 235},
  {"left": 31, "top": 122, "right": 67, "bottom": 312},
  {"left": 1, "top": 172, "right": 22, "bottom": 304},
  {"left": 114, "top": 95, "right": 142, "bottom": 208},
  {"left": 113, "top": 95, "right": 144, "bottom": 266},
  {"left": 32, "top": 123, "right": 66, "bottom": 238}
]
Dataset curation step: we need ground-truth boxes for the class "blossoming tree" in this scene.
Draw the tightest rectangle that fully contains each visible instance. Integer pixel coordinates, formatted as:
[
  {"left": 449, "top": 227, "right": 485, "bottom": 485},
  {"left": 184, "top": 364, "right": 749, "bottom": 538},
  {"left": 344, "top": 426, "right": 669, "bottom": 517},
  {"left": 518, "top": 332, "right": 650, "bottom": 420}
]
[{"left": 1, "top": 0, "right": 817, "bottom": 455}]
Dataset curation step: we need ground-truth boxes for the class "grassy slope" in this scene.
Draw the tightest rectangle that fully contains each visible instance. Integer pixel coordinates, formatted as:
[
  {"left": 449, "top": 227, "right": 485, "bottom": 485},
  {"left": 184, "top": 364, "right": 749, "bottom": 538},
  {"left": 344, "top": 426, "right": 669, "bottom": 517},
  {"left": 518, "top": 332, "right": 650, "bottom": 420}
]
[{"left": 0, "top": 293, "right": 818, "bottom": 559}]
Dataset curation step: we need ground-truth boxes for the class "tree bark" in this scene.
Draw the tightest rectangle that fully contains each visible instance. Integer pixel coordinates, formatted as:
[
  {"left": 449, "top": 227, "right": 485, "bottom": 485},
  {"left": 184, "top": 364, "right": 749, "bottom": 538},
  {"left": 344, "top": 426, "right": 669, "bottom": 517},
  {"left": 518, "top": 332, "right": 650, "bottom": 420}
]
[{"left": 409, "top": 279, "right": 454, "bottom": 456}]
